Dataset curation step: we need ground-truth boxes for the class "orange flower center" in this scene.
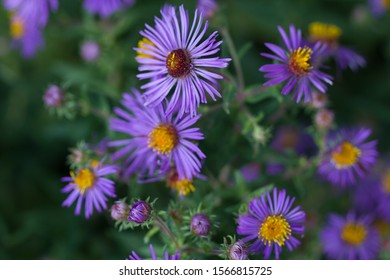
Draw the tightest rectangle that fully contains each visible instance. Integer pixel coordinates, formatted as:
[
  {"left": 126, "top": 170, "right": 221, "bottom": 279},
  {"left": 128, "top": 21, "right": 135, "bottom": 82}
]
[{"left": 166, "top": 49, "right": 192, "bottom": 78}]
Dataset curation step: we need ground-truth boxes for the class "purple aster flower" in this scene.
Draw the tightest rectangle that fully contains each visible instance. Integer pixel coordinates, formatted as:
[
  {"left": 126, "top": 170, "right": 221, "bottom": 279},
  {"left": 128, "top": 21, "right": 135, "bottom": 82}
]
[
  {"left": 128, "top": 244, "right": 180, "bottom": 260},
  {"left": 135, "top": 5, "right": 231, "bottom": 117},
  {"left": 128, "top": 200, "right": 152, "bottom": 224},
  {"left": 237, "top": 188, "right": 306, "bottom": 259},
  {"left": 354, "top": 168, "right": 390, "bottom": 222},
  {"left": 259, "top": 25, "right": 333, "bottom": 103},
  {"left": 229, "top": 240, "right": 249, "bottom": 260},
  {"left": 240, "top": 162, "right": 261, "bottom": 182},
  {"left": 197, "top": 0, "right": 218, "bottom": 19},
  {"left": 9, "top": 14, "right": 43, "bottom": 58},
  {"left": 308, "top": 22, "right": 366, "bottom": 72},
  {"left": 109, "top": 89, "right": 205, "bottom": 181},
  {"left": 80, "top": 41, "right": 100, "bottom": 62},
  {"left": 271, "top": 125, "right": 318, "bottom": 157},
  {"left": 43, "top": 84, "right": 63, "bottom": 108},
  {"left": 166, "top": 168, "right": 196, "bottom": 196},
  {"left": 4, "top": 0, "right": 58, "bottom": 28},
  {"left": 320, "top": 213, "right": 380, "bottom": 259},
  {"left": 266, "top": 163, "right": 285, "bottom": 176},
  {"left": 61, "top": 161, "right": 117, "bottom": 219},
  {"left": 368, "top": 0, "right": 390, "bottom": 17},
  {"left": 83, "top": 0, "right": 135, "bottom": 17},
  {"left": 190, "top": 213, "right": 211, "bottom": 236},
  {"left": 318, "top": 127, "right": 378, "bottom": 188},
  {"left": 110, "top": 200, "right": 128, "bottom": 221}
]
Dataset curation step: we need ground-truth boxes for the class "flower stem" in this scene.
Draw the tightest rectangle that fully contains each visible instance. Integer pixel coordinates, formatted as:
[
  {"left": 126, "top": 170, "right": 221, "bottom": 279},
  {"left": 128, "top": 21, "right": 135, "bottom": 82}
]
[
  {"left": 154, "top": 216, "right": 180, "bottom": 251},
  {"left": 220, "top": 27, "right": 245, "bottom": 97}
]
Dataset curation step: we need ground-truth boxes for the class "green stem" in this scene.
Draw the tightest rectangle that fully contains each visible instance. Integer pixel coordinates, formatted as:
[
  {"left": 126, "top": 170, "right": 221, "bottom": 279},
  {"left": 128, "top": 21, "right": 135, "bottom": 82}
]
[
  {"left": 154, "top": 216, "right": 180, "bottom": 251},
  {"left": 220, "top": 27, "right": 245, "bottom": 98}
]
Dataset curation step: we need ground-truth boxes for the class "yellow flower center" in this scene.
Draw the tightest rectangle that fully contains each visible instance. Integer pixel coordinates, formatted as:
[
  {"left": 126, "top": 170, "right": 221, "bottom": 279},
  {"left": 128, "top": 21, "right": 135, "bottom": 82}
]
[
  {"left": 167, "top": 169, "right": 195, "bottom": 196},
  {"left": 382, "top": 170, "right": 390, "bottom": 194},
  {"left": 10, "top": 16, "right": 25, "bottom": 39},
  {"left": 341, "top": 223, "right": 367, "bottom": 246},
  {"left": 137, "top": 37, "right": 155, "bottom": 59},
  {"left": 331, "top": 142, "right": 361, "bottom": 169},
  {"left": 258, "top": 215, "right": 292, "bottom": 246},
  {"left": 309, "top": 22, "right": 342, "bottom": 43},
  {"left": 71, "top": 168, "right": 96, "bottom": 194},
  {"left": 288, "top": 47, "right": 313, "bottom": 76},
  {"left": 166, "top": 48, "right": 192, "bottom": 78},
  {"left": 148, "top": 124, "right": 178, "bottom": 154}
]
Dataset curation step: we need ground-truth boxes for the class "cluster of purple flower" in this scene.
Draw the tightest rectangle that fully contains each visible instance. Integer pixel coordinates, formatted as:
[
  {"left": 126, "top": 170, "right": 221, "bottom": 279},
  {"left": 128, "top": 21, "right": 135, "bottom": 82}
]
[{"left": 31, "top": 0, "right": 387, "bottom": 260}]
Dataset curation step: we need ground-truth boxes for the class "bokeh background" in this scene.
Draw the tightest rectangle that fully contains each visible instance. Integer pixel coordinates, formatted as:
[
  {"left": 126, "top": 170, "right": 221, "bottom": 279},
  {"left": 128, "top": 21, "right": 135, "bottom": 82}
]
[{"left": 1, "top": 0, "right": 390, "bottom": 259}]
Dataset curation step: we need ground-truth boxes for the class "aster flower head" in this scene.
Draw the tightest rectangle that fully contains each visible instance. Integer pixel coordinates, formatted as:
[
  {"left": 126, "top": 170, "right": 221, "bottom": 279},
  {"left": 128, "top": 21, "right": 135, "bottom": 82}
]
[
  {"left": 318, "top": 127, "right": 378, "bottom": 188},
  {"left": 321, "top": 213, "right": 380, "bottom": 259},
  {"left": 354, "top": 167, "right": 390, "bottom": 222},
  {"left": 369, "top": 0, "right": 390, "bottom": 17},
  {"left": 43, "top": 84, "right": 63, "bottom": 108},
  {"left": 259, "top": 25, "right": 333, "bottom": 103},
  {"left": 4, "top": 0, "right": 58, "bottom": 28},
  {"left": 61, "top": 160, "right": 117, "bottom": 219},
  {"left": 128, "top": 200, "right": 152, "bottom": 224},
  {"left": 80, "top": 41, "right": 100, "bottom": 62},
  {"left": 135, "top": 5, "right": 231, "bottom": 117},
  {"left": 237, "top": 188, "right": 306, "bottom": 259},
  {"left": 109, "top": 89, "right": 205, "bottom": 181},
  {"left": 240, "top": 162, "right": 261, "bottom": 183},
  {"left": 271, "top": 125, "right": 318, "bottom": 157},
  {"left": 9, "top": 14, "right": 43, "bottom": 58},
  {"left": 197, "top": 0, "right": 218, "bottom": 19},
  {"left": 83, "top": 0, "right": 135, "bottom": 17},
  {"left": 191, "top": 213, "right": 211, "bottom": 236},
  {"left": 308, "top": 22, "right": 366, "bottom": 72},
  {"left": 166, "top": 168, "right": 195, "bottom": 196},
  {"left": 128, "top": 244, "right": 180, "bottom": 260}
]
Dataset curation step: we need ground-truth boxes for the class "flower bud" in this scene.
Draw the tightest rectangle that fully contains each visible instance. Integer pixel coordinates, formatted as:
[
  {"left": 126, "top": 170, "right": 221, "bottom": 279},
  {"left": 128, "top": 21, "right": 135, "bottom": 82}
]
[
  {"left": 229, "top": 240, "right": 248, "bottom": 260},
  {"left": 43, "top": 85, "right": 63, "bottom": 108},
  {"left": 80, "top": 41, "right": 100, "bottom": 62},
  {"left": 110, "top": 201, "right": 128, "bottom": 221},
  {"left": 190, "top": 213, "right": 211, "bottom": 236},
  {"left": 128, "top": 201, "right": 152, "bottom": 224},
  {"left": 315, "top": 109, "right": 334, "bottom": 129}
]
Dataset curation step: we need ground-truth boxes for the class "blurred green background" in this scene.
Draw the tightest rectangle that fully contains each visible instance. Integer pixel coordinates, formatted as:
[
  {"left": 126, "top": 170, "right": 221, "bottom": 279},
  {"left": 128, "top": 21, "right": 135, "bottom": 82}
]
[{"left": 0, "top": 0, "right": 390, "bottom": 259}]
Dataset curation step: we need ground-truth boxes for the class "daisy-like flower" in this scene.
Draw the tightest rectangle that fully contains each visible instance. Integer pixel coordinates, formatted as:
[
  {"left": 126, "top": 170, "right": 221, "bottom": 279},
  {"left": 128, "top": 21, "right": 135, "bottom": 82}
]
[
  {"left": 308, "top": 22, "right": 366, "bottom": 72},
  {"left": 318, "top": 127, "right": 378, "bottom": 187},
  {"left": 259, "top": 25, "right": 333, "bottom": 103},
  {"left": 320, "top": 213, "right": 380, "bottom": 259},
  {"left": 166, "top": 168, "right": 196, "bottom": 196},
  {"left": 354, "top": 167, "right": 390, "bottom": 222},
  {"left": 83, "top": 0, "right": 135, "bottom": 17},
  {"left": 61, "top": 161, "right": 117, "bottom": 219},
  {"left": 4, "top": 0, "right": 58, "bottom": 28},
  {"left": 109, "top": 89, "right": 205, "bottom": 181},
  {"left": 271, "top": 125, "right": 318, "bottom": 157},
  {"left": 135, "top": 5, "right": 231, "bottom": 117},
  {"left": 369, "top": 0, "right": 390, "bottom": 17},
  {"left": 128, "top": 244, "right": 180, "bottom": 260},
  {"left": 197, "top": 0, "right": 218, "bottom": 19},
  {"left": 237, "top": 188, "right": 306, "bottom": 259},
  {"left": 9, "top": 14, "right": 43, "bottom": 58}
]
